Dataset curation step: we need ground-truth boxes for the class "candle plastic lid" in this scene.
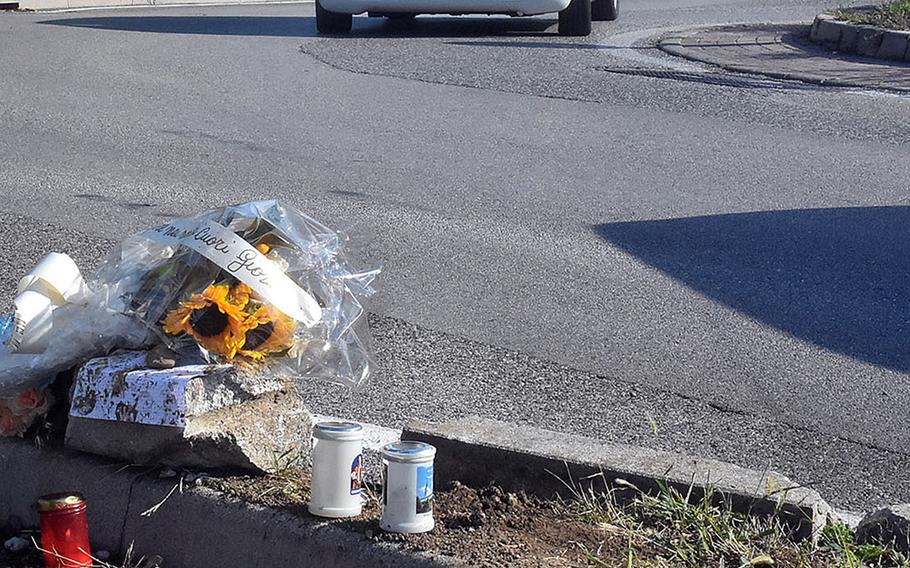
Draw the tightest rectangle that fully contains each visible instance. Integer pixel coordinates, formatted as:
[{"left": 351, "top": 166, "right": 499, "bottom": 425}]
[
  {"left": 382, "top": 441, "right": 436, "bottom": 462},
  {"left": 38, "top": 492, "right": 86, "bottom": 511},
  {"left": 313, "top": 420, "right": 363, "bottom": 440},
  {"left": 316, "top": 421, "right": 363, "bottom": 432}
]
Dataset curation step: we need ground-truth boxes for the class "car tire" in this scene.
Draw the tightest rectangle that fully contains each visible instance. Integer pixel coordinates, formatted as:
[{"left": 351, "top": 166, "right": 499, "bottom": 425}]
[
  {"left": 591, "top": 0, "right": 617, "bottom": 21},
  {"left": 316, "top": 0, "right": 352, "bottom": 34},
  {"left": 557, "top": 0, "right": 591, "bottom": 36}
]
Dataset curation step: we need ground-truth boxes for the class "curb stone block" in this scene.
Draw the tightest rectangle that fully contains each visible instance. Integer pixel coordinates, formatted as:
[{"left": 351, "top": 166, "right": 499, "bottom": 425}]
[
  {"left": 0, "top": 440, "right": 134, "bottom": 552},
  {"left": 810, "top": 13, "right": 834, "bottom": 41},
  {"left": 838, "top": 25, "right": 859, "bottom": 53},
  {"left": 402, "top": 416, "right": 831, "bottom": 541},
  {"left": 809, "top": 13, "right": 910, "bottom": 64},
  {"left": 815, "top": 19, "right": 843, "bottom": 47},
  {"left": 855, "top": 504, "right": 910, "bottom": 554},
  {"left": 856, "top": 25, "right": 885, "bottom": 57},
  {"left": 877, "top": 31, "right": 910, "bottom": 60},
  {"left": 0, "top": 438, "right": 459, "bottom": 568}
]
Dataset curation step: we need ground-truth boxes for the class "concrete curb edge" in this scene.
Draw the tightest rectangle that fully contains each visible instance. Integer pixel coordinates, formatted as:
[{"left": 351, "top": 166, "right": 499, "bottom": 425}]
[
  {"left": 810, "top": 13, "right": 910, "bottom": 63},
  {"left": 16, "top": 0, "right": 310, "bottom": 13},
  {"left": 3, "top": 413, "right": 863, "bottom": 566},
  {"left": 657, "top": 24, "right": 910, "bottom": 93},
  {"left": 402, "top": 416, "right": 837, "bottom": 541},
  {"left": 0, "top": 438, "right": 460, "bottom": 568}
]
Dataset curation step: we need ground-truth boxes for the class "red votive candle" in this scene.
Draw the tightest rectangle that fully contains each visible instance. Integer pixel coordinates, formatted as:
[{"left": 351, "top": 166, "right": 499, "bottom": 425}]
[{"left": 38, "top": 493, "right": 92, "bottom": 568}]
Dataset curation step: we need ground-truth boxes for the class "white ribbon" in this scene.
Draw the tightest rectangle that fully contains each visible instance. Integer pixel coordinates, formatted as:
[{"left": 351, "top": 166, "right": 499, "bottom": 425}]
[{"left": 142, "top": 219, "right": 322, "bottom": 327}]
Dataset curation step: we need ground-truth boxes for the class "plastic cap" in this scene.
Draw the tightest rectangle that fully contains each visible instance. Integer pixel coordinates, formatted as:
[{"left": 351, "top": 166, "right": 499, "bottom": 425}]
[
  {"left": 313, "top": 421, "right": 363, "bottom": 441},
  {"left": 382, "top": 441, "right": 436, "bottom": 463}
]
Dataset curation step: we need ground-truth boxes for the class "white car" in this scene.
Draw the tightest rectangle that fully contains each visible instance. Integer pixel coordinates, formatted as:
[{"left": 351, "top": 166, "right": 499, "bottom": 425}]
[{"left": 315, "top": 0, "right": 616, "bottom": 36}]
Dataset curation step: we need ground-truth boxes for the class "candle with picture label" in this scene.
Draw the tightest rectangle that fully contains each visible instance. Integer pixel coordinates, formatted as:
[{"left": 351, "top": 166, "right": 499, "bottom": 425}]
[
  {"left": 380, "top": 441, "right": 436, "bottom": 534},
  {"left": 308, "top": 421, "right": 364, "bottom": 518}
]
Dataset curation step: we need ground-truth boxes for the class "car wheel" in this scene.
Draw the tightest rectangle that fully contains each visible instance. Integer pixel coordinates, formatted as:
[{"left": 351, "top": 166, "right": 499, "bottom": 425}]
[
  {"left": 316, "top": 0, "right": 352, "bottom": 34},
  {"left": 557, "top": 0, "right": 591, "bottom": 36},
  {"left": 592, "top": 0, "right": 617, "bottom": 21}
]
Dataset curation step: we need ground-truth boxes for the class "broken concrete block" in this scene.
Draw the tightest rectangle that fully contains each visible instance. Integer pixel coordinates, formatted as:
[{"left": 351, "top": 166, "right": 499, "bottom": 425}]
[
  {"left": 65, "top": 352, "right": 312, "bottom": 473},
  {"left": 856, "top": 504, "right": 910, "bottom": 554}
]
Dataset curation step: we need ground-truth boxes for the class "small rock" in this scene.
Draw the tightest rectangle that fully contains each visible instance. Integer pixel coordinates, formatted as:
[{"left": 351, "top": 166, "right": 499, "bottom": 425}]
[
  {"left": 856, "top": 504, "right": 910, "bottom": 554},
  {"left": 4, "top": 536, "right": 29, "bottom": 553},
  {"left": 95, "top": 550, "right": 111, "bottom": 561},
  {"left": 159, "top": 467, "right": 177, "bottom": 479},
  {"left": 146, "top": 344, "right": 177, "bottom": 369}
]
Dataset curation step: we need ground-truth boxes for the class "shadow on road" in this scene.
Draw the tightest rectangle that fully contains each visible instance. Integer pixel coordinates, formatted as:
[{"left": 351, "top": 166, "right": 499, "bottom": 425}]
[
  {"left": 596, "top": 206, "right": 910, "bottom": 372},
  {"left": 39, "top": 15, "right": 556, "bottom": 38},
  {"left": 445, "top": 39, "right": 656, "bottom": 50}
]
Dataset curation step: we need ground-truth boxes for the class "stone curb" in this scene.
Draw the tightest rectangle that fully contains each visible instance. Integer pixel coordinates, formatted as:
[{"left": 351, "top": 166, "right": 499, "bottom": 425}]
[
  {"left": 403, "top": 416, "right": 833, "bottom": 541},
  {"left": 1, "top": 413, "right": 857, "bottom": 565},
  {"left": 810, "top": 13, "right": 910, "bottom": 62},
  {"left": 17, "top": 0, "right": 306, "bottom": 12},
  {"left": 0, "top": 438, "right": 459, "bottom": 568},
  {"left": 658, "top": 25, "right": 910, "bottom": 93}
]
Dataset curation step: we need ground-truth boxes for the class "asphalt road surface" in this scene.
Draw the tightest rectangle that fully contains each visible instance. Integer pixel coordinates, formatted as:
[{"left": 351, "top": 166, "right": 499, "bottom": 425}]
[{"left": 1, "top": 0, "right": 909, "bottom": 511}]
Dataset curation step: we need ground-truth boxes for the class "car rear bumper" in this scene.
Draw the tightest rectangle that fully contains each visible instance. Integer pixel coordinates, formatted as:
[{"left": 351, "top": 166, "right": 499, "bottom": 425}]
[{"left": 319, "top": 0, "right": 570, "bottom": 16}]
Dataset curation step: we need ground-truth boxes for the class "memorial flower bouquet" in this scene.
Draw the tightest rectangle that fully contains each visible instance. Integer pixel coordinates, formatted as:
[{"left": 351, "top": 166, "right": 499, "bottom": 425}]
[
  {"left": 95, "top": 200, "right": 380, "bottom": 387},
  {"left": 0, "top": 201, "right": 377, "bottom": 438},
  {"left": 161, "top": 246, "right": 297, "bottom": 361}
]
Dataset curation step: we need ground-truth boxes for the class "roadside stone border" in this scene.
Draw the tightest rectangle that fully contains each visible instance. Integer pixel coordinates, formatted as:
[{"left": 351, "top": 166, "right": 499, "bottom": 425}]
[
  {"left": 0, "top": 438, "right": 458, "bottom": 568},
  {"left": 659, "top": 24, "right": 910, "bottom": 92},
  {"left": 16, "top": 0, "right": 299, "bottom": 12},
  {"left": 2, "top": 414, "right": 854, "bottom": 565},
  {"left": 810, "top": 14, "right": 910, "bottom": 62},
  {"left": 403, "top": 416, "right": 832, "bottom": 541}
]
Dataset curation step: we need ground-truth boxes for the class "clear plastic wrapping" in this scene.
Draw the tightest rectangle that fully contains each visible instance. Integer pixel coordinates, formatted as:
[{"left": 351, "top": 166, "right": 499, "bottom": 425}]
[{"left": 93, "top": 200, "right": 380, "bottom": 388}]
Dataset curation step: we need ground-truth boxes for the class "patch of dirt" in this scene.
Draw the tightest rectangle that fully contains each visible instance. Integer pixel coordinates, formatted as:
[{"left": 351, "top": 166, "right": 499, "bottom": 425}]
[
  {"left": 207, "top": 470, "right": 312, "bottom": 518},
  {"left": 359, "top": 482, "right": 610, "bottom": 567},
  {"left": 210, "top": 470, "right": 611, "bottom": 567}
]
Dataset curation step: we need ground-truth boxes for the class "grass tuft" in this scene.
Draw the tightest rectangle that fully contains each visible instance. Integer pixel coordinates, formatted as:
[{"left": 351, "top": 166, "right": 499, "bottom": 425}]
[
  {"left": 554, "top": 471, "right": 910, "bottom": 568},
  {"left": 834, "top": 0, "right": 910, "bottom": 31}
]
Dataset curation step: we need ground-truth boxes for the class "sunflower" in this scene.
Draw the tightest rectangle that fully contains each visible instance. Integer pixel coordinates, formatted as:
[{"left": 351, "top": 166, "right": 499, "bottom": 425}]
[
  {"left": 228, "top": 282, "right": 253, "bottom": 310},
  {"left": 238, "top": 304, "right": 296, "bottom": 359},
  {"left": 163, "top": 284, "right": 248, "bottom": 360}
]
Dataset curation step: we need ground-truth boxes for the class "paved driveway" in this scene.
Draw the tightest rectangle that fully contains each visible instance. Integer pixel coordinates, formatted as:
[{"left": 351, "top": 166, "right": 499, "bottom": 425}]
[{"left": 0, "top": 0, "right": 907, "bottom": 510}]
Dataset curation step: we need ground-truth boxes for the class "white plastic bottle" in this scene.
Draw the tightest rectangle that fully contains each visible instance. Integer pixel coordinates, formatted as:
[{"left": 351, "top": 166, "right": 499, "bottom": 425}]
[
  {"left": 308, "top": 421, "right": 364, "bottom": 518},
  {"left": 380, "top": 441, "right": 436, "bottom": 533}
]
